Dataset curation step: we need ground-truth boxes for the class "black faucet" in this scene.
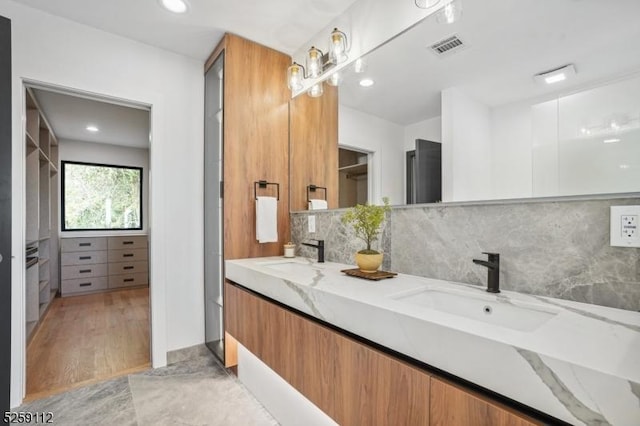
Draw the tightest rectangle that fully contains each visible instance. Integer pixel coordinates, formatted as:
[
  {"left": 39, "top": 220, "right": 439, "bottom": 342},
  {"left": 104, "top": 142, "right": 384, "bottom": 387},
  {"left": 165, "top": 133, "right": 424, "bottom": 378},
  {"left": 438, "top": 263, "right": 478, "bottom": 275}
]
[
  {"left": 472, "top": 252, "right": 500, "bottom": 293},
  {"left": 302, "top": 239, "right": 324, "bottom": 263}
]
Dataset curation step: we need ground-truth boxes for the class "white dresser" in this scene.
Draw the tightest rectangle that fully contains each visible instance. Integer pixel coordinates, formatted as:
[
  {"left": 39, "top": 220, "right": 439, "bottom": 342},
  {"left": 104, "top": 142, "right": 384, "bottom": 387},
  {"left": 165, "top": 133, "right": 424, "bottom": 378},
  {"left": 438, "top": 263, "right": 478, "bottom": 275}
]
[{"left": 60, "top": 235, "right": 148, "bottom": 296}]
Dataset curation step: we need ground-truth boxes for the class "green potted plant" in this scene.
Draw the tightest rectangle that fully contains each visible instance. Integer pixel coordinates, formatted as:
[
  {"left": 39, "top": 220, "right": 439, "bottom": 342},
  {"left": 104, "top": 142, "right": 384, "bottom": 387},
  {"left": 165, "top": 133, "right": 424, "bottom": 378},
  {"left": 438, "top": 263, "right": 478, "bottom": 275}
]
[{"left": 341, "top": 197, "right": 391, "bottom": 273}]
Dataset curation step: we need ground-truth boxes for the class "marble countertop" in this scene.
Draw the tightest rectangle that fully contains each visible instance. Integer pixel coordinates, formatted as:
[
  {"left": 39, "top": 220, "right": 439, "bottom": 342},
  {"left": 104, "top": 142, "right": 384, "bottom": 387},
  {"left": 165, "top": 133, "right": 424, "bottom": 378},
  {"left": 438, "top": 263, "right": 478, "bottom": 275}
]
[{"left": 225, "top": 256, "right": 640, "bottom": 426}]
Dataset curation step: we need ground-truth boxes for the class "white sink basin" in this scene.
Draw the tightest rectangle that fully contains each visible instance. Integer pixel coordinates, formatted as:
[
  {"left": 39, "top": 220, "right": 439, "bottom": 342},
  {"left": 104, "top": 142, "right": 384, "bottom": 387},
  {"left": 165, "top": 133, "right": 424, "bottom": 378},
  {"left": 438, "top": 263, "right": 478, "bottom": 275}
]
[
  {"left": 257, "top": 260, "right": 319, "bottom": 275},
  {"left": 390, "top": 287, "right": 558, "bottom": 332}
]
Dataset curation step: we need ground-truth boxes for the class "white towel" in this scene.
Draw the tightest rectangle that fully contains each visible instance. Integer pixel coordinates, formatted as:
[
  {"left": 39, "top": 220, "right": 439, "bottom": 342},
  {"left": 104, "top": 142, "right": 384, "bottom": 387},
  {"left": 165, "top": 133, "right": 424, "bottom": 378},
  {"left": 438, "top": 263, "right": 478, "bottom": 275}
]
[
  {"left": 256, "top": 196, "right": 278, "bottom": 243},
  {"left": 308, "top": 199, "right": 328, "bottom": 210}
]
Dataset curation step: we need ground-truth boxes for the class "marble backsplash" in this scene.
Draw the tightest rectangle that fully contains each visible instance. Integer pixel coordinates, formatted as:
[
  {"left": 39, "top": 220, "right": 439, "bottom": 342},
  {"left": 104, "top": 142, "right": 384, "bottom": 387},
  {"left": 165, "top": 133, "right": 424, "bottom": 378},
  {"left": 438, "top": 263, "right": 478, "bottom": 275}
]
[{"left": 291, "top": 197, "right": 640, "bottom": 311}]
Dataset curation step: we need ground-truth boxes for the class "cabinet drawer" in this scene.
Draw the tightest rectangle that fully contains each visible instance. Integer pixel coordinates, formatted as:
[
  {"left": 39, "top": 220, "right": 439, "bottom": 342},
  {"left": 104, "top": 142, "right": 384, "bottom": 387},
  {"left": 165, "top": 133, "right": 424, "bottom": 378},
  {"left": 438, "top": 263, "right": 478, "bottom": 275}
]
[
  {"left": 61, "top": 263, "right": 108, "bottom": 280},
  {"left": 61, "top": 250, "right": 108, "bottom": 266},
  {"left": 108, "top": 248, "right": 148, "bottom": 263},
  {"left": 108, "top": 260, "right": 148, "bottom": 276},
  {"left": 109, "top": 272, "right": 148, "bottom": 289},
  {"left": 61, "top": 237, "right": 107, "bottom": 252},
  {"left": 62, "top": 277, "right": 108, "bottom": 295},
  {"left": 107, "top": 236, "right": 147, "bottom": 250}
]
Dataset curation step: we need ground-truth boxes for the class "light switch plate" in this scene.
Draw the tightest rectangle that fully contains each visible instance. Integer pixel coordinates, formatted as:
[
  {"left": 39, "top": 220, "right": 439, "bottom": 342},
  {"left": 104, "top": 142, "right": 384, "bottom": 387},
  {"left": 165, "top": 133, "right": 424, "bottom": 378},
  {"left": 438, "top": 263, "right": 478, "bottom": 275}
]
[
  {"left": 308, "top": 215, "right": 316, "bottom": 233},
  {"left": 611, "top": 206, "right": 640, "bottom": 247}
]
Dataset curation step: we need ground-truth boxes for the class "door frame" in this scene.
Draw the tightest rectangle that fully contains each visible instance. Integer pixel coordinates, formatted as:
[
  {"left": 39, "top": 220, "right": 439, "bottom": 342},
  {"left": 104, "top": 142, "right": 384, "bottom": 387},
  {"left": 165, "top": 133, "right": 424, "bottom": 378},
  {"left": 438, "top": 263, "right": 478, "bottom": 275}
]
[
  {"left": 11, "top": 79, "right": 167, "bottom": 407},
  {"left": 1, "top": 14, "right": 12, "bottom": 415}
]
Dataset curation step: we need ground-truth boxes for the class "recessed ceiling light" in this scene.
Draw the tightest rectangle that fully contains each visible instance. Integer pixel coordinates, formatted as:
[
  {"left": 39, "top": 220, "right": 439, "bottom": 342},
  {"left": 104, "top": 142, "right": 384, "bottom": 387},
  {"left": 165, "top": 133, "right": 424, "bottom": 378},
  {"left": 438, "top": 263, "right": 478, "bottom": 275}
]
[
  {"left": 160, "top": 0, "right": 189, "bottom": 14},
  {"left": 603, "top": 138, "right": 620, "bottom": 144},
  {"left": 359, "top": 78, "right": 375, "bottom": 87},
  {"left": 534, "top": 64, "right": 576, "bottom": 85},
  {"left": 86, "top": 125, "right": 99, "bottom": 132}
]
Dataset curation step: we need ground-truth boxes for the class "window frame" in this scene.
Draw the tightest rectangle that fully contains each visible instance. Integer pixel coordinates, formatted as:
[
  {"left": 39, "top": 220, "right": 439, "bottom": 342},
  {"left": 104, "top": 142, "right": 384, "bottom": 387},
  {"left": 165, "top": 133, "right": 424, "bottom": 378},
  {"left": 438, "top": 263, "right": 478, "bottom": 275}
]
[{"left": 61, "top": 160, "right": 144, "bottom": 232}]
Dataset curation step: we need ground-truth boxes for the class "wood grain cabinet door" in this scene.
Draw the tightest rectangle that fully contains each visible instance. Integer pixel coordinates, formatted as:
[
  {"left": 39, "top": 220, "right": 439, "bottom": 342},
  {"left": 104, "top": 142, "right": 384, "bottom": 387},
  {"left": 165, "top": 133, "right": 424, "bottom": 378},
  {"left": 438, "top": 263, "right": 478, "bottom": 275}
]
[
  {"left": 430, "top": 378, "right": 540, "bottom": 426},
  {"left": 336, "top": 337, "right": 431, "bottom": 426}
]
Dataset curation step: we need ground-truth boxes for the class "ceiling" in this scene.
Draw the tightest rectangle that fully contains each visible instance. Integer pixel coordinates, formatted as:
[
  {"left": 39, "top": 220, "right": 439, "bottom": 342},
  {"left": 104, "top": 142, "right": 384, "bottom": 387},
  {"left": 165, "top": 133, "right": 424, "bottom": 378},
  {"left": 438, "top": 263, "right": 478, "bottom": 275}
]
[
  {"left": 339, "top": 0, "right": 640, "bottom": 125},
  {"left": 32, "top": 88, "right": 150, "bottom": 148},
  {"left": 16, "top": 0, "right": 358, "bottom": 59}
]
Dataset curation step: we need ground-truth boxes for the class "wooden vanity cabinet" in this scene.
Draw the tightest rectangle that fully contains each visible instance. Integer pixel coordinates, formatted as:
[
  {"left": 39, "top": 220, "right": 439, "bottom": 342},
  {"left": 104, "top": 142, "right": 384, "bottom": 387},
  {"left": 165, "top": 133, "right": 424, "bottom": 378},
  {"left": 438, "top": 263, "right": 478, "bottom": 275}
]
[{"left": 226, "top": 281, "right": 543, "bottom": 426}]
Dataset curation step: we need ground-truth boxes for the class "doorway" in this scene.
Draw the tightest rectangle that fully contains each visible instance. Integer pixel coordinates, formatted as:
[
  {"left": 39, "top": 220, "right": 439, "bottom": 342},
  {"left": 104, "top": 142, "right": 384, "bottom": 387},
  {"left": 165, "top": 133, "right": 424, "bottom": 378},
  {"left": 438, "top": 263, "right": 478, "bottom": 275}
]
[
  {"left": 338, "top": 147, "right": 370, "bottom": 208},
  {"left": 22, "top": 83, "right": 152, "bottom": 400}
]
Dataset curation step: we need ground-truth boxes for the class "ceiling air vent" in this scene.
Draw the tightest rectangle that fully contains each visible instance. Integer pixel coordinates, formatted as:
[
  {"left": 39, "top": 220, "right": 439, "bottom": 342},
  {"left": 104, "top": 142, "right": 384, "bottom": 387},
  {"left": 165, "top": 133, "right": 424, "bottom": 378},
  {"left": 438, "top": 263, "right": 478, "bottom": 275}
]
[{"left": 429, "top": 34, "right": 466, "bottom": 57}]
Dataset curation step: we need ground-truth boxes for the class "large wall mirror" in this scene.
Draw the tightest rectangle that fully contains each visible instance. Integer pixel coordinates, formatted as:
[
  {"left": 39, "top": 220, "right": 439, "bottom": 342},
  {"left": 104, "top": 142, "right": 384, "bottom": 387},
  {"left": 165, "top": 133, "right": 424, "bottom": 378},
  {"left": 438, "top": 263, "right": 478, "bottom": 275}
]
[{"left": 291, "top": 0, "right": 640, "bottom": 211}]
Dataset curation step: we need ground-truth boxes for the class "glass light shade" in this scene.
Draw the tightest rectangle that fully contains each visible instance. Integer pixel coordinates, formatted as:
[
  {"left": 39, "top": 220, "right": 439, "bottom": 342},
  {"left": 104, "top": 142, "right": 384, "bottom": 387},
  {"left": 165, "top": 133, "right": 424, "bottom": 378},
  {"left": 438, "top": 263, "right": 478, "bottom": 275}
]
[
  {"left": 287, "top": 63, "right": 304, "bottom": 91},
  {"left": 306, "top": 46, "right": 323, "bottom": 78},
  {"left": 414, "top": 0, "right": 440, "bottom": 8},
  {"left": 308, "top": 82, "right": 324, "bottom": 98},
  {"left": 329, "top": 28, "right": 348, "bottom": 64},
  {"left": 353, "top": 58, "right": 367, "bottom": 73},
  {"left": 436, "top": 0, "right": 462, "bottom": 24},
  {"left": 327, "top": 72, "right": 342, "bottom": 87}
]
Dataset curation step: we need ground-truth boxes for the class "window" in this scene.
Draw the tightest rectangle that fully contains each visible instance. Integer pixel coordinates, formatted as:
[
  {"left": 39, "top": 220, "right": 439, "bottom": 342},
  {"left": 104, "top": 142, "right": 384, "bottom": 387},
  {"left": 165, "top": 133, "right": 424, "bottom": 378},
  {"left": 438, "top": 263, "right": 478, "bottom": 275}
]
[{"left": 61, "top": 161, "right": 143, "bottom": 231}]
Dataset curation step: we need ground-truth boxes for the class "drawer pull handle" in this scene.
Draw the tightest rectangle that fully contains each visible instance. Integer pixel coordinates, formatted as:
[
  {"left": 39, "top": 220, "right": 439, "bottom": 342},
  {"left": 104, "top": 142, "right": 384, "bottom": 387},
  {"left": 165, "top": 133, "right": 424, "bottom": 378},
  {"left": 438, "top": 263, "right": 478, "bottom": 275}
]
[
  {"left": 124, "top": 278, "right": 134, "bottom": 282},
  {"left": 123, "top": 266, "right": 134, "bottom": 270},
  {"left": 79, "top": 243, "right": 91, "bottom": 247},
  {"left": 123, "top": 241, "right": 134, "bottom": 245},
  {"left": 79, "top": 269, "right": 91, "bottom": 273},
  {"left": 79, "top": 283, "right": 92, "bottom": 287},
  {"left": 79, "top": 256, "right": 92, "bottom": 260},
  {"left": 123, "top": 254, "right": 134, "bottom": 258}
]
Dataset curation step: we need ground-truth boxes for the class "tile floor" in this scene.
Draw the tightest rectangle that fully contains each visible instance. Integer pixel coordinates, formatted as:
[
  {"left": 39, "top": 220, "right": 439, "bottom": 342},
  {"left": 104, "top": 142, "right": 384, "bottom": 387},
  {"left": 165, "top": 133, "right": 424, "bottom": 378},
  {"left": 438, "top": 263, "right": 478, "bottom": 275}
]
[{"left": 17, "top": 348, "right": 278, "bottom": 426}]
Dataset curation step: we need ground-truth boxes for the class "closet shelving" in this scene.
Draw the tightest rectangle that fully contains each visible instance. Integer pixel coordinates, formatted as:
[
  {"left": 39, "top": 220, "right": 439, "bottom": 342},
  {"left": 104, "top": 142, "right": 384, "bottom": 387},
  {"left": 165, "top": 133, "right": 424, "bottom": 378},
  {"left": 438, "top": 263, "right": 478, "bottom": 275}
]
[{"left": 25, "top": 88, "right": 59, "bottom": 339}]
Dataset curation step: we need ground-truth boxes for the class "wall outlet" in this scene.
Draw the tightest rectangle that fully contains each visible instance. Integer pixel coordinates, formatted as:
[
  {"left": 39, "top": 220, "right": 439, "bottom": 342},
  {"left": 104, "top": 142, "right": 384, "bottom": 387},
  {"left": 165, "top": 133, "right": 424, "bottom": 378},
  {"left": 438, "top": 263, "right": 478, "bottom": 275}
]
[
  {"left": 611, "top": 206, "right": 640, "bottom": 247},
  {"left": 308, "top": 215, "right": 316, "bottom": 233}
]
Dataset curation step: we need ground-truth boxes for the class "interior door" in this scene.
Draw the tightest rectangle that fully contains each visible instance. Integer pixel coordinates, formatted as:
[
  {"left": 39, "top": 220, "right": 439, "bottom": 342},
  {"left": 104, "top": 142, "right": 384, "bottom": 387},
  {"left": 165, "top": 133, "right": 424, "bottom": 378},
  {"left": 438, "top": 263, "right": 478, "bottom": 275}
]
[
  {"left": 0, "top": 15, "right": 12, "bottom": 413},
  {"left": 415, "top": 139, "right": 442, "bottom": 204}
]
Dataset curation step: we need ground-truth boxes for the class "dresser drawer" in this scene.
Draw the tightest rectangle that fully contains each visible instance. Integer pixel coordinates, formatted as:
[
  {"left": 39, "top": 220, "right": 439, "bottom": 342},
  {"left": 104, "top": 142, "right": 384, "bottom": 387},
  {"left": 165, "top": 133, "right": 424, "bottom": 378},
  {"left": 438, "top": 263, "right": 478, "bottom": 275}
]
[
  {"left": 61, "top": 250, "right": 108, "bottom": 266},
  {"left": 109, "top": 272, "right": 149, "bottom": 289},
  {"left": 61, "top": 237, "right": 107, "bottom": 253},
  {"left": 108, "top": 248, "right": 148, "bottom": 263},
  {"left": 61, "top": 263, "right": 108, "bottom": 280},
  {"left": 61, "top": 277, "right": 108, "bottom": 295},
  {"left": 108, "top": 260, "right": 148, "bottom": 276},
  {"left": 107, "top": 236, "right": 147, "bottom": 250}
]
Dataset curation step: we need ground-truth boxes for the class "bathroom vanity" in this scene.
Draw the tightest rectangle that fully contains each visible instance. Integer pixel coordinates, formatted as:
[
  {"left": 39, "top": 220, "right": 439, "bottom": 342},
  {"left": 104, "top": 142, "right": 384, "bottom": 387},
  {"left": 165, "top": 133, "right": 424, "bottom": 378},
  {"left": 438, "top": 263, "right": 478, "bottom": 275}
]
[{"left": 225, "top": 257, "right": 640, "bottom": 426}]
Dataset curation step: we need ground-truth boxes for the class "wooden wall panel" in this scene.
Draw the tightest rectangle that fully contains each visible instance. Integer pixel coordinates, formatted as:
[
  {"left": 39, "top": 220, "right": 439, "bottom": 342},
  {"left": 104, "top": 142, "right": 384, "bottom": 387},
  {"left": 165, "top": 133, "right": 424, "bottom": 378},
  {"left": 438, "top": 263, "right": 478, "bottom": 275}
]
[
  {"left": 289, "top": 85, "right": 339, "bottom": 211},
  {"left": 430, "top": 378, "right": 540, "bottom": 426},
  {"left": 221, "top": 34, "right": 291, "bottom": 259}
]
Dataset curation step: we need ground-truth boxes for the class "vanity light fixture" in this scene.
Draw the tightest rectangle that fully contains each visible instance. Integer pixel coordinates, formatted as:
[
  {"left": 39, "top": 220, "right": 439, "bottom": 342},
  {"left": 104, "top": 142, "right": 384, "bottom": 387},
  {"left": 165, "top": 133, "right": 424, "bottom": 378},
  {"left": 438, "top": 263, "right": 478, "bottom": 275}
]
[
  {"left": 306, "top": 46, "right": 324, "bottom": 78},
  {"left": 436, "top": 0, "right": 463, "bottom": 24},
  {"left": 534, "top": 64, "right": 576, "bottom": 85},
  {"left": 603, "top": 138, "right": 620, "bottom": 144},
  {"left": 86, "top": 125, "right": 99, "bottom": 132},
  {"left": 327, "top": 72, "right": 342, "bottom": 87},
  {"left": 353, "top": 58, "right": 367, "bottom": 73},
  {"left": 359, "top": 78, "right": 375, "bottom": 87},
  {"left": 308, "top": 82, "right": 324, "bottom": 97},
  {"left": 286, "top": 27, "right": 350, "bottom": 96},
  {"left": 160, "top": 0, "right": 189, "bottom": 14},
  {"left": 287, "top": 62, "right": 305, "bottom": 91},
  {"left": 329, "top": 28, "right": 349, "bottom": 64},
  {"left": 619, "top": 164, "right": 630, "bottom": 169}
]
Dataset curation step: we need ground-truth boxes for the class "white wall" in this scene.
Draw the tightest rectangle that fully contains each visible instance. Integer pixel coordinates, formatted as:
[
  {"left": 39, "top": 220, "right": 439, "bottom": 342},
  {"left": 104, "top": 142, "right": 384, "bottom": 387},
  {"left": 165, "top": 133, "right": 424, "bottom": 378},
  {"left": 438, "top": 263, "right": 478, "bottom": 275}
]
[
  {"left": 441, "top": 88, "right": 492, "bottom": 202},
  {"left": 339, "top": 105, "right": 404, "bottom": 205},
  {"left": 58, "top": 140, "right": 150, "bottom": 234},
  {"left": 403, "top": 116, "right": 441, "bottom": 151},
  {"left": 490, "top": 104, "right": 532, "bottom": 199},
  {"left": 3, "top": 0, "right": 204, "bottom": 407}
]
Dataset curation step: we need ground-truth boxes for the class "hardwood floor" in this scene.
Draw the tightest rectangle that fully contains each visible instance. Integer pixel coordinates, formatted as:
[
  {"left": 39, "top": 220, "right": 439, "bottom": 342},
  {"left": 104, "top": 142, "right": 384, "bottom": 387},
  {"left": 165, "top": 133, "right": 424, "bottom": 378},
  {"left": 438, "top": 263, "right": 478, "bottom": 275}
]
[{"left": 26, "top": 288, "right": 150, "bottom": 400}]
